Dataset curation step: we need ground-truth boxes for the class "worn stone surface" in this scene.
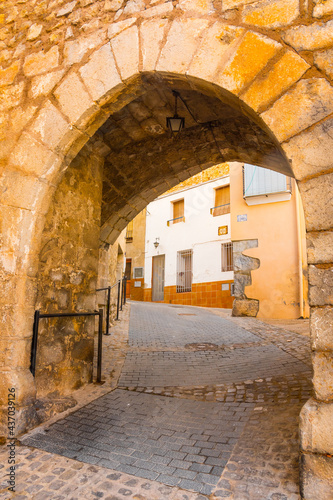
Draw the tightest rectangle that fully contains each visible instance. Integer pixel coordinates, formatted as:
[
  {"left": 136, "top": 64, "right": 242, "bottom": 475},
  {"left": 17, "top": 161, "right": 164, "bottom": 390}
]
[
  {"left": 312, "top": 351, "right": 333, "bottom": 401},
  {"left": 313, "top": 0, "right": 333, "bottom": 18},
  {"left": 262, "top": 78, "right": 333, "bottom": 142},
  {"left": 314, "top": 47, "right": 333, "bottom": 80},
  {"left": 307, "top": 231, "right": 333, "bottom": 265},
  {"left": 300, "top": 399, "right": 333, "bottom": 455},
  {"left": 283, "top": 116, "right": 333, "bottom": 181},
  {"left": 242, "top": 0, "right": 300, "bottom": 28},
  {"left": 23, "top": 47, "right": 59, "bottom": 77},
  {"left": 232, "top": 298, "right": 259, "bottom": 317},
  {"left": 308, "top": 265, "right": 333, "bottom": 306},
  {"left": 216, "top": 31, "right": 281, "bottom": 94},
  {"left": 300, "top": 453, "right": 333, "bottom": 500},
  {"left": 311, "top": 306, "right": 333, "bottom": 351},
  {"left": 242, "top": 50, "right": 309, "bottom": 113},
  {"left": 283, "top": 19, "right": 333, "bottom": 51}
]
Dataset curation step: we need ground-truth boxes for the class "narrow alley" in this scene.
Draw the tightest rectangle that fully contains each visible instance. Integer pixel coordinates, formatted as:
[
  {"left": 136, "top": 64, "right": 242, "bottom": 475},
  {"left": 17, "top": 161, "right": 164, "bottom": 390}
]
[{"left": 1, "top": 302, "right": 312, "bottom": 500}]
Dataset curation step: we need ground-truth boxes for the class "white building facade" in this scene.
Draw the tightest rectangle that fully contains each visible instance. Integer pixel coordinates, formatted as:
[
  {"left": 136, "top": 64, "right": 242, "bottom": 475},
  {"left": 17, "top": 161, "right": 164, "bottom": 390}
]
[{"left": 143, "top": 170, "right": 235, "bottom": 308}]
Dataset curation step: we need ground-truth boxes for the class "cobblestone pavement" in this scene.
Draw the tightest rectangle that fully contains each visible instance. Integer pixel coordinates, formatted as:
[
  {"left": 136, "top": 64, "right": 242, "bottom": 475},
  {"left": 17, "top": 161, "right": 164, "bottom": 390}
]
[{"left": 1, "top": 302, "right": 312, "bottom": 499}]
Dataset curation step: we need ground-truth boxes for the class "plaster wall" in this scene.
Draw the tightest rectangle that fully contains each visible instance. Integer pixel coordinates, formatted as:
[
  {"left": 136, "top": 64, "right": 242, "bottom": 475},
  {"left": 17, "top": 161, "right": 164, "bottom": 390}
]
[{"left": 230, "top": 162, "right": 306, "bottom": 319}]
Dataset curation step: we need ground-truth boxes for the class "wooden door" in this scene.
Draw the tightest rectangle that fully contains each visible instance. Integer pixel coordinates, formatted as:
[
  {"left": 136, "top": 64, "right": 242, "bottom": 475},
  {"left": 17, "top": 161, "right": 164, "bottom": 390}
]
[{"left": 152, "top": 255, "right": 165, "bottom": 301}]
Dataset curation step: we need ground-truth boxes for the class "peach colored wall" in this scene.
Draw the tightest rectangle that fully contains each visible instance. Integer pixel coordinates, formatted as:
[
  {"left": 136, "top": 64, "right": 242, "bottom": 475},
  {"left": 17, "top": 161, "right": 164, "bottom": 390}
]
[{"left": 230, "top": 162, "right": 308, "bottom": 319}]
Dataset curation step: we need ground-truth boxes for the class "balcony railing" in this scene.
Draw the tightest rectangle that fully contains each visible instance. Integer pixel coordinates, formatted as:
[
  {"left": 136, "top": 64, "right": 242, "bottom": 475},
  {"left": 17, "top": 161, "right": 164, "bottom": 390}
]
[
  {"left": 210, "top": 203, "right": 230, "bottom": 216},
  {"left": 125, "top": 229, "right": 133, "bottom": 241},
  {"left": 167, "top": 216, "right": 185, "bottom": 226}
]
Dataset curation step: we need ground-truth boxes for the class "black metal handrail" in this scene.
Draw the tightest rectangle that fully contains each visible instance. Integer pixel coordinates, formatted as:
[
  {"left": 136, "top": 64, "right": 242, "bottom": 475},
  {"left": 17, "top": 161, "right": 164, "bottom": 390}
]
[
  {"left": 30, "top": 309, "right": 104, "bottom": 383},
  {"left": 96, "top": 277, "right": 127, "bottom": 331}
]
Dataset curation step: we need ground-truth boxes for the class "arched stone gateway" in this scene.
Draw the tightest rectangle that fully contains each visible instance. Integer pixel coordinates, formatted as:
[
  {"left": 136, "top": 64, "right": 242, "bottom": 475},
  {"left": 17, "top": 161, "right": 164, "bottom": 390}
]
[{"left": 1, "top": 3, "right": 333, "bottom": 497}]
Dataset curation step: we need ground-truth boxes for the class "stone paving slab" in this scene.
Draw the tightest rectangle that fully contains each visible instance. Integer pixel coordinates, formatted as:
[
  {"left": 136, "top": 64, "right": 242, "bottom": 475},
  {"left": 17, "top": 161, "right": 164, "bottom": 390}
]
[
  {"left": 21, "top": 389, "right": 254, "bottom": 495},
  {"left": 119, "top": 345, "right": 310, "bottom": 388},
  {"left": 128, "top": 302, "right": 260, "bottom": 348},
  {"left": 0, "top": 445, "right": 208, "bottom": 500}
]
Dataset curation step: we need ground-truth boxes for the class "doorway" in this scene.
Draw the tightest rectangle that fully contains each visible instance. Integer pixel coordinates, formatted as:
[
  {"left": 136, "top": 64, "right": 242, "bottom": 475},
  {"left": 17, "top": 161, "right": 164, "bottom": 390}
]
[{"left": 152, "top": 255, "right": 165, "bottom": 302}]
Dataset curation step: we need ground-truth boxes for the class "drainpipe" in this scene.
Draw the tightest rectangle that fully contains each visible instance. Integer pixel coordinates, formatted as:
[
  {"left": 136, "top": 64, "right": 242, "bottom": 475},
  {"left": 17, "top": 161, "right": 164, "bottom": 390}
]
[{"left": 295, "top": 181, "right": 304, "bottom": 318}]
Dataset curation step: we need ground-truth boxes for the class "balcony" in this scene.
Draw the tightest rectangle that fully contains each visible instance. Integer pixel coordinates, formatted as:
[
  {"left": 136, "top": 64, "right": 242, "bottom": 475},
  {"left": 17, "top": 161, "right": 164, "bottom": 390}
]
[
  {"left": 125, "top": 229, "right": 133, "bottom": 242},
  {"left": 210, "top": 203, "right": 230, "bottom": 217},
  {"left": 167, "top": 216, "right": 185, "bottom": 226}
]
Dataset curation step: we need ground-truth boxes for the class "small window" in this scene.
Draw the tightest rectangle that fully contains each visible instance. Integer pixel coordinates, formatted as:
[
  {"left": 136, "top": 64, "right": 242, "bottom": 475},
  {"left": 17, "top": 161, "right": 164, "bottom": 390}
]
[
  {"left": 125, "top": 220, "right": 133, "bottom": 241},
  {"left": 133, "top": 267, "right": 144, "bottom": 279},
  {"left": 177, "top": 250, "right": 193, "bottom": 293},
  {"left": 211, "top": 186, "right": 230, "bottom": 216},
  {"left": 168, "top": 199, "right": 185, "bottom": 225},
  {"left": 221, "top": 243, "right": 233, "bottom": 272}
]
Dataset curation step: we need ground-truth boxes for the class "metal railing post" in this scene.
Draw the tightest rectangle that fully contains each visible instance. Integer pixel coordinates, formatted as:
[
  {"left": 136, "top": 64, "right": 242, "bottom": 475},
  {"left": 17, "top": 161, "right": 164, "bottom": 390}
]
[
  {"left": 97, "top": 309, "right": 103, "bottom": 383},
  {"left": 120, "top": 279, "right": 123, "bottom": 311},
  {"left": 116, "top": 280, "right": 120, "bottom": 320},
  {"left": 30, "top": 310, "right": 40, "bottom": 376},
  {"left": 123, "top": 277, "right": 127, "bottom": 305},
  {"left": 105, "top": 286, "right": 111, "bottom": 335}
]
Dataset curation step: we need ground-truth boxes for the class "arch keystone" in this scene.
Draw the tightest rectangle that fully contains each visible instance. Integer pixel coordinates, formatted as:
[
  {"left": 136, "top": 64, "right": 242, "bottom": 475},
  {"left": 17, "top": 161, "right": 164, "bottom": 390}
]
[
  {"left": 140, "top": 18, "right": 169, "bottom": 72},
  {"left": 111, "top": 26, "right": 139, "bottom": 81},
  {"left": 79, "top": 43, "right": 123, "bottom": 104}
]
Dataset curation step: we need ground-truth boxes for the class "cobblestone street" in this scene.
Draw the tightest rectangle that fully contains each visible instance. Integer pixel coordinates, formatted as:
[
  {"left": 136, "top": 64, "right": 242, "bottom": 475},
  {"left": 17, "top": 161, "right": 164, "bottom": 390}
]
[{"left": 1, "top": 302, "right": 312, "bottom": 499}]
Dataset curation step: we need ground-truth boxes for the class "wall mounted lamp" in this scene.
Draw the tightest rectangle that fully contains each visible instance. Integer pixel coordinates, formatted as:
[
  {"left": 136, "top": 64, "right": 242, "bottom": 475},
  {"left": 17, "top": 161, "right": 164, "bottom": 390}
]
[{"left": 154, "top": 238, "right": 160, "bottom": 249}]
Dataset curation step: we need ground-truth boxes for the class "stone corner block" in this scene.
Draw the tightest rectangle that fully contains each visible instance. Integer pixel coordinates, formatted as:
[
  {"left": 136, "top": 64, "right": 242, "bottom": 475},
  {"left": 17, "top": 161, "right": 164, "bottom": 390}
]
[
  {"left": 232, "top": 298, "right": 259, "bottom": 317},
  {"left": 300, "top": 453, "right": 333, "bottom": 500},
  {"left": 300, "top": 398, "right": 333, "bottom": 455}
]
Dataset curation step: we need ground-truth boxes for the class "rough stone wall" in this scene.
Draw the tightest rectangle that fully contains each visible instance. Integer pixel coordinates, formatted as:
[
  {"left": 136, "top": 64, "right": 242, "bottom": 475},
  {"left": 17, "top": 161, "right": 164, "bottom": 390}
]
[
  {"left": 231, "top": 239, "right": 260, "bottom": 317},
  {"left": 35, "top": 143, "right": 103, "bottom": 405}
]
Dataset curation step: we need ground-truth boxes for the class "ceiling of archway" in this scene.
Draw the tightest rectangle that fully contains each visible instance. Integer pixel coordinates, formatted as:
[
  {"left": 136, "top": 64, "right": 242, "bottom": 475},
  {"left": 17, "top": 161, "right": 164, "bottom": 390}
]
[{"left": 91, "top": 77, "right": 292, "bottom": 228}]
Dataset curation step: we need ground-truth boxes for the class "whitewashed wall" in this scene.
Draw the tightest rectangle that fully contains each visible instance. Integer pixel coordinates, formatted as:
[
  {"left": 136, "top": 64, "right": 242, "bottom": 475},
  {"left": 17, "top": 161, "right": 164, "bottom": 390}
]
[{"left": 144, "top": 176, "right": 234, "bottom": 288}]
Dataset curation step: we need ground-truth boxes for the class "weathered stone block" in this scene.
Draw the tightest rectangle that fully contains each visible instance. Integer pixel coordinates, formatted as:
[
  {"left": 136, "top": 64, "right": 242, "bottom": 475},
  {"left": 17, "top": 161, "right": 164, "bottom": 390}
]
[
  {"left": 262, "top": 78, "right": 333, "bottom": 142},
  {"left": 300, "top": 398, "right": 333, "bottom": 454},
  {"left": 314, "top": 47, "right": 333, "bottom": 80},
  {"left": 157, "top": 18, "right": 209, "bottom": 74},
  {"left": 242, "top": 50, "right": 309, "bottom": 112},
  {"left": 0, "top": 61, "right": 19, "bottom": 87},
  {"left": 233, "top": 273, "right": 251, "bottom": 296},
  {"left": 187, "top": 22, "right": 244, "bottom": 83},
  {"left": 104, "top": 0, "right": 123, "bottom": 11},
  {"left": 308, "top": 265, "right": 333, "bottom": 306},
  {"left": 30, "top": 101, "right": 70, "bottom": 150},
  {"left": 232, "top": 298, "right": 259, "bottom": 317},
  {"left": 233, "top": 253, "right": 260, "bottom": 272},
  {"left": 300, "top": 453, "right": 333, "bottom": 500},
  {"left": 178, "top": 0, "right": 214, "bottom": 14},
  {"left": 140, "top": 19, "right": 168, "bottom": 72},
  {"left": 23, "top": 47, "right": 59, "bottom": 77},
  {"left": 57, "top": 0, "right": 77, "bottom": 17},
  {"left": 29, "top": 70, "right": 65, "bottom": 99},
  {"left": 299, "top": 173, "right": 333, "bottom": 232},
  {"left": 283, "top": 116, "right": 333, "bottom": 181},
  {"left": 313, "top": 0, "right": 333, "bottom": 18},
  {"left": 123, "top": 0, "right": 144, "bottom": 14},
  {"left": 312, "top": 351, "right": 333, "bottom": 401},
  {"left": 311, "top": 307, "right": 333, "bottom": 351},
  {"left": 216, "top": 31, "right": 281, "bottom": 95},
  {"left": 79, "top": 43, "right": 122, "bottom": 102},
  {"left": 307, "top": 231, "right": 333, "bottom": 265},
  {"left": 54, "top": 72, "right": 93, "bottom": 125},
  {"left": 0, "top": 82, "right": 24, "bottom": 110},
  {"left": 107, "top": 18, "right": 136, "bottom": 38},
  {"left": 8, "top": 132, "right": 61, "bottom": 178},
  {"left": 27, "top": 23, "right": 43, "bottom": 41},
  {"left": 111, "top": 26, "right": 139, "bottom": 81},
  {"left": 242, "top": 0, "right": 299, "bottom": 28},
  {"left": 222, "top": 0, "right": 257, "bottom": 9},
  {"left": 283, "top": 20, "right": 333, "bottom": 51},
  {"left": 64, "top": 30, "right": 106, "bottom": 66},
  {"left": 0, "top": 370, "right": 36, "bottom": 407}
]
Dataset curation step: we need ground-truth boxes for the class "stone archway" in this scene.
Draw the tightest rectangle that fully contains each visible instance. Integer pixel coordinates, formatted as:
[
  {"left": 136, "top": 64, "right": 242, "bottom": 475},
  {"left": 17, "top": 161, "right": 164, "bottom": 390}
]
[{"left": 1, "top": 6, "right": 333, "bottom": 497}]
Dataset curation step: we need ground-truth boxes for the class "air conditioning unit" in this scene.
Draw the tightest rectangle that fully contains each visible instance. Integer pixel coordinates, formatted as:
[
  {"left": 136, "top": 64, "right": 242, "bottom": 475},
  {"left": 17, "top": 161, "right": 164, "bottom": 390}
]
[{"left": 133, "top": 267, "right": 144, "bottom": 279}]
